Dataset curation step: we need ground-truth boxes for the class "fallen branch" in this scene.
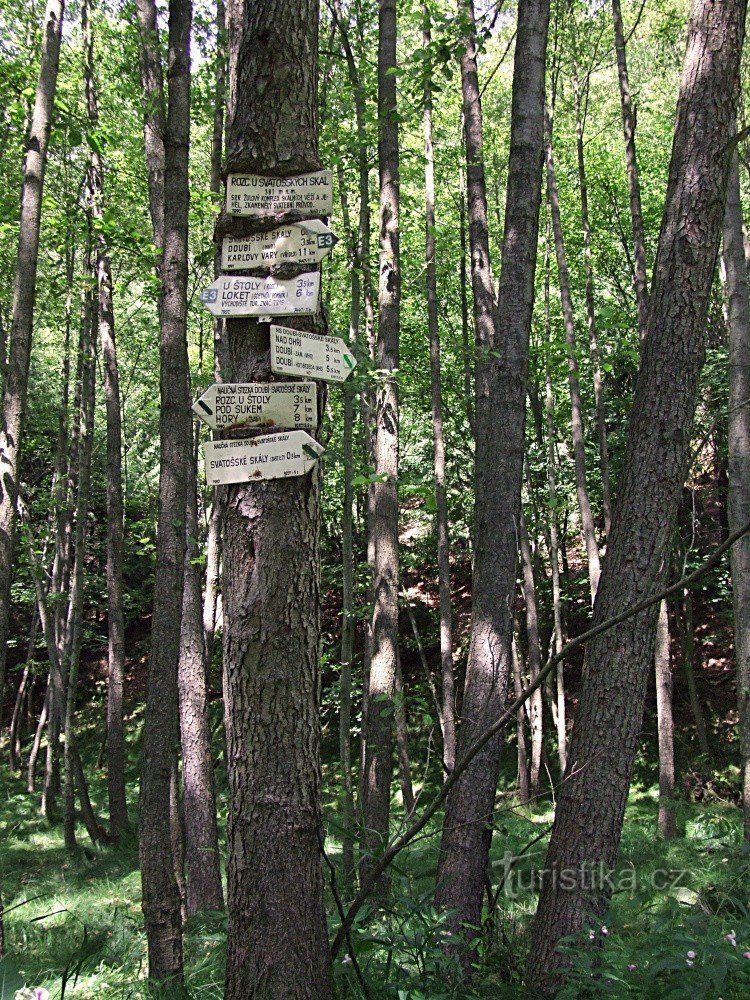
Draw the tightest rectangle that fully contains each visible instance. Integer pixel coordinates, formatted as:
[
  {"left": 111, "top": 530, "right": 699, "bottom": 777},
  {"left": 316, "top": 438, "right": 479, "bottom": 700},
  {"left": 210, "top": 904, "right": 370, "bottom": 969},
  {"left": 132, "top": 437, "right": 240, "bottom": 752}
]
[{"left": 330, "top": 516, "right": 750, "bottom": 957}]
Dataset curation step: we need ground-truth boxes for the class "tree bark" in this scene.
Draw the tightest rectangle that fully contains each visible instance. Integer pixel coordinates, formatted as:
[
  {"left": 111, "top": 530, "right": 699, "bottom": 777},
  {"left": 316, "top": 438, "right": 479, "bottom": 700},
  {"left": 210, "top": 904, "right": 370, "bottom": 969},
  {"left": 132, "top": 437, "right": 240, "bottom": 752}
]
[
  {"left": 545, "top": 117, "right": 601, "bottom": 602},
  {"left": 724, "top": 148, "right": 750, "bottom": 841},
  {"left": 221, "top": 2, "right": 332, "bottom": 996},
  {"left": 139, "top": 0, "right": 193, "bottom": 982},
  {"left": 177, "top": 442, "right": 224, "bottom": 915},
  {"left": 512, "top": 635, "right": 531, "bottom": 805},
  {"left": 527, "top": 1, "right": 746, "bottom": 989},
  {"left": 0, "top": 0, "right": 65, "bottom": 714},
  {"left": 655, "top": 599, "right": 677, "bottom": 839},
  {"left": 361, "top": 0, "right": 401, "bottom": 882},
  {"left": 435, "top": 0, "right": 549, "bottom": 970},
  {"left": 611, "top": 0, "right": 650, "bottom": 336},
  {"left": 423, "top": 1, "right": 456, "bottom": 775},
  {"left": 519, "top": 513, "right": 544, "bottom": 795}
]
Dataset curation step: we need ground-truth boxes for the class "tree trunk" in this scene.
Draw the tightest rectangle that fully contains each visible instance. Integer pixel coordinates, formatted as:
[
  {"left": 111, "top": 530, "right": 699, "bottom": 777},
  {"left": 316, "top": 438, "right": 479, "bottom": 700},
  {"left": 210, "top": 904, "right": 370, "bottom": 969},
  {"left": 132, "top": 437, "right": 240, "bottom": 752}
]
[
  {"left": 435, "top": 0, "right": 549, "bottom": 970},
  {"left": 512, "top": 635, "right": 531, "bottom": 805},
  {"left": 611, "top": 0, "right": 650, "bottom": 336},
  {"left": 82, "top": 0, "right": 128, "bottom": 840},
  {"left": 178, "top": 443, "right": 224, "bottom": 915},
  {"left": 519, "top": 514, "right": 544, "bottom": 796},
  {"left": 423, "top": 2, "right": 456, "bottom": 776},
  {"left": 655, "top": 599, "right": 677, "bottom": 839},
  {"left": 545, "top": 117, "right": 601, "bottom": 602},
  {"left": 361, "top": 0, "right": 401, "bottom": 883},
  {"left": 221, "top": 2, "right": 332, "bottom": 996},
  {"left": 527, "top": 1, "right": 746, "bottom": 989},
  {"left": 681, "top": 584, "right": 710, "bottom": 757},
  {"left": 572, "top": 64, "right": 613, "bottom": 537},
  {"left": 139, "top": 0, "right": 192, "bottom": 982},
  {"left": 724, "top": 148, "right": 750, "bottom": 842},
  {"left": 10, "top": 613, "right": 38, "bottom": 772},
  {"left": 0, "top": 0, "right": 64, "bottom": 715}
]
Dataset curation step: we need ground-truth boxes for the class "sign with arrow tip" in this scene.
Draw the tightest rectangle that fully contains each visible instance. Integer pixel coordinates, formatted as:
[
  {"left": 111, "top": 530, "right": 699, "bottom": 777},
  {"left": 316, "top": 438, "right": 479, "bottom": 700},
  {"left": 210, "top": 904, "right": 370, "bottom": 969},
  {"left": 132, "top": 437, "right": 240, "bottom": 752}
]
[
  {"left": 200, "top": 272, "right": 320, "bottom": 318},
  {"left": 227, "top": 170, "right": 333, "bottom": 217},
  {"left": 221, "top": 220, "right": 338, "bottom": 270},
  {"left": 192, "top": 381, "right": 317, "bottom": 431},
  {"left": 203, "top": 430, "right": 324, "bottom": 485},
  {"left": 270, "top": 325, "right": 357, "bottom": 382}
]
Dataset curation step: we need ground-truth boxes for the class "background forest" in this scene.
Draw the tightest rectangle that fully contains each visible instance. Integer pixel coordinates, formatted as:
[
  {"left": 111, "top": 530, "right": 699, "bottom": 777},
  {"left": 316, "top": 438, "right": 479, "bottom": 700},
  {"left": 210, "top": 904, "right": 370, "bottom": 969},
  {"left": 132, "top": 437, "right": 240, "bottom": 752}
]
[{"left": 1, "top": 0, "right": 749, "bottom": 997}]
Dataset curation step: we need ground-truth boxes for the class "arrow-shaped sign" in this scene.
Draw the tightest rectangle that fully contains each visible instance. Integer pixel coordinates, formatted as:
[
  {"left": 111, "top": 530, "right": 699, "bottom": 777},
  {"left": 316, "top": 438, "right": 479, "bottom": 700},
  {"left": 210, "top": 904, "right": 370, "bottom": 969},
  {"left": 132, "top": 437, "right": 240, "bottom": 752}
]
[
  {"left": 227, "top": 170, "right": 333, "bottom": 217},
  {"left": 221, "top": 220, "right": 338, "bottom": 271},
  {"left": 200, "top": 272, "right": 320, "bottom": 318},
  {"left": 192, "top": 381, "right": 317, "bottom": 431},
  {"left": 270, "top": 325, "right": 357, "bottom": 383},
  {"left": 203, "top": 430, "right": 324, "bottom": 485}
]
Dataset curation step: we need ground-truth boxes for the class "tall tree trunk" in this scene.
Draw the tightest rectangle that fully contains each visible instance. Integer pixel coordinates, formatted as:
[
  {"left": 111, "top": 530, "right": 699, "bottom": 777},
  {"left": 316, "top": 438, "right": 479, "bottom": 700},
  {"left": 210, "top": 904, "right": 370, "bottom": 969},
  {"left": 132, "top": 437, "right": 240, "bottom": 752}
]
[
  {"left": 361, "top": 0, "right": 401, "bottom": 882},
  {"left": 178, "top": 445, "right": 224, "bottom": 915},
  {"left": 724, "top": 149, "right": 750, "bottom": 842},
  {"left": 681, "top": 583, "right": 711, "bottom": 756},
  {"left": 519, "top": 513, "right": 544, "bottom": 795},
  {"left": 544, "top": 222, "right": 567, "bottom": 772},
  {"left": 572, "top": 63, "right": 612, "bottom": 537},
  {"left": 139, "top": 0, "right": 192, "bottom": 982},
  {"left": 423, "top": 1, "right": 456, "bottom": 775},
  {"left": 82, "top": 0, "right": 128, "bottom": 839},
  {"left": 611, "top": 0, "right": 650, "bottom": 336},
  {"left": 435, "top": 0, "right": 549, "bottom": 970},
  {"left": 655, "top": 599, "right": 677, "bottom": 839},
  {"left": 512, "top": 635, "right": 531, "bottom": 805},
  {"left": 0, "top": 0, "right": 65, "bottom": 714},
  {"left": 545, "top": 118, "right": 601, "bottom": 602},
  {"left": 527, "top": 1, "right": 746, "bottom": 989},
  {"left": 221, "top": 2, "right": 332, "bottom": 996},
  {"left": 10, "top": 613, "right": 38, "bottom": 772}
]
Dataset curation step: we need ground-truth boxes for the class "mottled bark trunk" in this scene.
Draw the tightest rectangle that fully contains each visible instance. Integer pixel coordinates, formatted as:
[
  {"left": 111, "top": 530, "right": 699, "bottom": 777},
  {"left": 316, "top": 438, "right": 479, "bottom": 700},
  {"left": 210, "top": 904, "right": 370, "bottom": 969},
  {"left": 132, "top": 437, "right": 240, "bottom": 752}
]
[
  {"left": 545, "top": 119, "right": 601, "bottom": 602},
  {"left": 423, "top": 2, "right": 456, "bottom": 775},
  {"left": 527, "top": 1, "right": 746, "bottom": 989},
  {"left": 655, "top": 600, "right": 677, "bottom": 839},
  {"left": 512, "top": 636, "right": 531, "bottom": 805},
  {"left": 221, "top": 2, "right": 332, "bottom": 996},
  {"left": 178, "top": 447, "right": 224, "bottom": 915},
  {"left": 134, "top": 0, "right": 166, "bottom": 257},
  {"left": 139, "top": 0, "right": 192, "bottom": 982},
  {"left": 611, "top": 0, "right": 650, "bottom": 336},
  {"left": 435, "top": 0, "right": 549, "bottom": 969},
  {"left": 724, "top": 149, "right": 750, "bottom": 841},
  {"left": 0, "top": 0, "right": 64, "bottom": 713},
  {"left": 361, "top": 0, "right": 401, "bottom": 879}
]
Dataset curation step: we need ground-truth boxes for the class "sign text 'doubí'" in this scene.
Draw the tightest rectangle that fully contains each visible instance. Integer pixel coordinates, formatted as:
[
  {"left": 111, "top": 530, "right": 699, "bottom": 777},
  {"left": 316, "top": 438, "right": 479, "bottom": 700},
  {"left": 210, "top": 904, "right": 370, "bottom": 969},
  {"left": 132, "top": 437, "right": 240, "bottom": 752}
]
[
  {"left": 270, "top": 324, "right": 357, "bottom": 383},
  {"left": 221, "top": 220, "right": 338, "bottom": 270}
]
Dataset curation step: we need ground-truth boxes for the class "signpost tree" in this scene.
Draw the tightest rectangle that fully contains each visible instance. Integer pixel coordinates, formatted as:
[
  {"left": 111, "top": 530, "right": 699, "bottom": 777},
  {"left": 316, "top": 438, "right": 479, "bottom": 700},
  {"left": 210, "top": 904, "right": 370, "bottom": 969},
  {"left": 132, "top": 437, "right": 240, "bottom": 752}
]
[{"left": 219, "top": 1, "right": 333, "bottom": 996}]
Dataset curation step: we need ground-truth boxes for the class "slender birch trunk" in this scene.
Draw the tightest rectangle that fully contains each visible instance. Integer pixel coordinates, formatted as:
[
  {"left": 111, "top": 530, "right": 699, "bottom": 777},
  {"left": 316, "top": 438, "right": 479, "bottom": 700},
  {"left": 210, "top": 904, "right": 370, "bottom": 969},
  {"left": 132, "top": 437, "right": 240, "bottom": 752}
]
[{"left": 655, "top": 599, "right": 677, "bottom": 839}]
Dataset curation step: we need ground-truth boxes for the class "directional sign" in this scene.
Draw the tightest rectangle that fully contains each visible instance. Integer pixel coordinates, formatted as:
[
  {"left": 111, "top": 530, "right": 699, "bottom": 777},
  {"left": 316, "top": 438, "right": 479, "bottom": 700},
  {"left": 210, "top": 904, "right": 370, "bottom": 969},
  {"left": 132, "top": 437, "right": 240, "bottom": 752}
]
[
  {"left": 192, "top": 381, "right": 317, "bottom": 431},
  {"left": 203, "top": 431, "right": 324, "bottom": 485},
  {"left": 221, "top": 220, "right": 338, "bottom": 271},
  {"left": 200, "top": 272, "right": 320, "bottom": 318},
  {"left": 270, "top": 325, "right": 357, "bottom": 383},
  {"left": 227, "top": 170, "right": 334, "bottom": 217}
]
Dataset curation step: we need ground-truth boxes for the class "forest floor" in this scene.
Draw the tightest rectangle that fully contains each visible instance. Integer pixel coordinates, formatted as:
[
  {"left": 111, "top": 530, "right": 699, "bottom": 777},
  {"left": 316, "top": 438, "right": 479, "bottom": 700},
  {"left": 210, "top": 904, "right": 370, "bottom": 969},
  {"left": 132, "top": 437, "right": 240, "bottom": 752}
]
[{"left": 1, "top": 710, "right": 749, "bottom": 998}]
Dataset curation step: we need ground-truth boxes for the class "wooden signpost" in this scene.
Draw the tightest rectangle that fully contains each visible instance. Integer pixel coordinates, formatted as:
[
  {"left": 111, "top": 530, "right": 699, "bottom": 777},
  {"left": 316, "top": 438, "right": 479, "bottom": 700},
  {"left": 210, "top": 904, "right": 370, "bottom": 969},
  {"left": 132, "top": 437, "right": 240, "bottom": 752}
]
[
  {"left": 203, "top": 431, "right": 324, "bottom": 485},
  {"left": 192, "top": 381, "right": 317, "bottom": 431},
  {"left": 200, "top": 272, "right": 320, "bottom": 318},
  {"left": 270, "top": 324, "right": 357, "bottom": 383},
  {"left": 221, "top": 220, "right": 338, "bottom": 270}
]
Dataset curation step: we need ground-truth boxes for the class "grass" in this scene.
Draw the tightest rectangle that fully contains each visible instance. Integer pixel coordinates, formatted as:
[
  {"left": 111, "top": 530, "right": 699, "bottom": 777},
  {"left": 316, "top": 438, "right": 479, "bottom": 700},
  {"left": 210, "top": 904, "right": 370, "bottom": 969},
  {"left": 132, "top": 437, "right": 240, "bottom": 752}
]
[{"left": 1, "top": 717, "right": 749, "bottom": 998}]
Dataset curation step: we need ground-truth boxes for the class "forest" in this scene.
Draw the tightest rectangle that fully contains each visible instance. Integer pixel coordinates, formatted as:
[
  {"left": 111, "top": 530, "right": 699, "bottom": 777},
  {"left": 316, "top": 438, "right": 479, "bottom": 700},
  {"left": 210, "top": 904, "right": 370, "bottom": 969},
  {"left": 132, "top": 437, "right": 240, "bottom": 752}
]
[{"left": 1, "top": 0, "right": 749, "bottom": 996}]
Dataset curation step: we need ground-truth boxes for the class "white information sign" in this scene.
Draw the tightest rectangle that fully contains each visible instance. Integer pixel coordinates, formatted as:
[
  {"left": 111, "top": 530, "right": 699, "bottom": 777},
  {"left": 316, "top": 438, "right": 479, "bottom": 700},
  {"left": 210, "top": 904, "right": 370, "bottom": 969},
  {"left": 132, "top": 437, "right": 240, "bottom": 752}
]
[
  {"left": 192, "top": 382, "right": 317, "bottom": 431},
  {"left": 203, "top": 431, "right": 324, "bottom": 485},
  {"left": 270, "top": 325, "right": 357, "bottom": 383},
  {"left": 200, "top": 272, "right": 320, "bottom": 318},
  {"left": 221, "top": 220, "right": 338, "bottom": 270},
  {"left": 227, "top": 170, "right": 333, "bottom": 217}
]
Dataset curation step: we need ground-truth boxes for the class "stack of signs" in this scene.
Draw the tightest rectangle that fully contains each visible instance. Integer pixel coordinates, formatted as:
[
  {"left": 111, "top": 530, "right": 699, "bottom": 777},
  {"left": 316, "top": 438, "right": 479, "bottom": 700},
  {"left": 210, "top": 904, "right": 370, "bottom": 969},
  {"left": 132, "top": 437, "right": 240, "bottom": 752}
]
[{"left": 197, "top": 168, "right": 357, "bottom": 484}]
